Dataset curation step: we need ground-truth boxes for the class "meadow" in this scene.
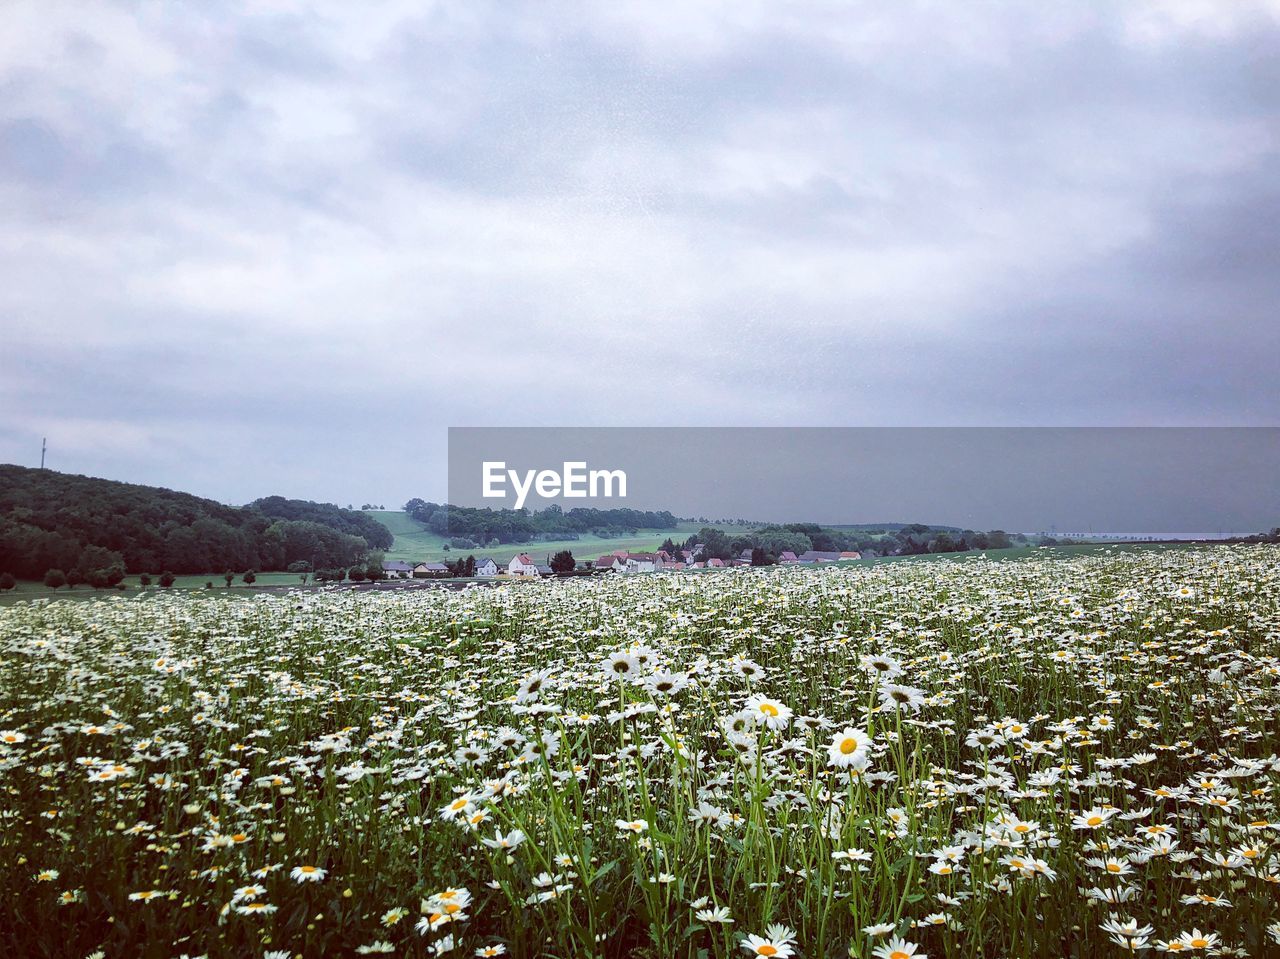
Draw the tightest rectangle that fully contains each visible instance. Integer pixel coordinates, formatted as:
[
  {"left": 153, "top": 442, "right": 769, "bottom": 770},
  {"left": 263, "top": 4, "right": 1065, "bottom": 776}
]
[
  {"left": 366, "top": 511, "right": 750, "bottom": 564},
  {"left": 1, "top": 546, "right": 1278, "bottom": 958}
]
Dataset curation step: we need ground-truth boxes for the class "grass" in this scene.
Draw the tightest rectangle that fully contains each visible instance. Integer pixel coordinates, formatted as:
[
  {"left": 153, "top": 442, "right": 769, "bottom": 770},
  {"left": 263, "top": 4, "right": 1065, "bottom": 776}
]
[
  {"left": 364, "top": 511, "right": 744, "bottom": 564},
  {"left": 1, "top": 544, "right": 1277, "bottom": 958}
]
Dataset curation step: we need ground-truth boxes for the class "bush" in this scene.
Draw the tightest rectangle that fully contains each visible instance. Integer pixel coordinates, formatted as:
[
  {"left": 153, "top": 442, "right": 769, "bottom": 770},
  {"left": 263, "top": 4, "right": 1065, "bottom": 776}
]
[
  {"left": 349, "top": 569, "right": 366, "bottom": 582},
  {"left": 0, "top": 572, "right": 15, "bottom": 592},
  {"left": 139, "top": 573, "right": 152, "bottom": 587},
  {"left": 44, "top": 569, "right": 66, "bottom": 590},
  {"left": 158, "top": 571, "right": 176, "bottom": 588},
  {"left": 242, "top": 570, "right": 257, "bottom": 585}
]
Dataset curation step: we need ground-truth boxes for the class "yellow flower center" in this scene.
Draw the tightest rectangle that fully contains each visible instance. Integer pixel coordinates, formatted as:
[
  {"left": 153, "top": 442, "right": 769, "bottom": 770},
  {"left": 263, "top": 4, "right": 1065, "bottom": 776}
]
[
  {"left": 757, "top": 947, "right": 778, "bottom": 957},
  {"left": 840, "top": 738, "right": 859, "bottom": 754},
  {"left": 760, "top": 703, "right": 779, "bottom": 717},
  {"left": 1087, "top": 816, "right": 1103, "bottom": 827}
]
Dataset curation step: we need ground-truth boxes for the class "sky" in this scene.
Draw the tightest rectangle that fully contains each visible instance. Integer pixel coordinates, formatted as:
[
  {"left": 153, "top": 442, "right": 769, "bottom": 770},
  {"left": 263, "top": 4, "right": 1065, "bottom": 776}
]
[{"left": 2, "top": 1, "right": 1278, "bottom": 519}]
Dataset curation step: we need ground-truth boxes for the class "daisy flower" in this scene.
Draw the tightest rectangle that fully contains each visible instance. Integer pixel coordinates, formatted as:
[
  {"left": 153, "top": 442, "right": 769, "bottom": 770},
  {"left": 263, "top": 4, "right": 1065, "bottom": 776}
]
[
  {"left": 740, "top": 933, "right": 794, "bottom": 957},
  {"left": 743, "top": 694, "right": 793, "bottom": 730},
  {"left": 827, "top": 727, "right": 871, "bottom": 768},
  {"left": 872, "top": 936, "right": 927, "bottom": 959}
]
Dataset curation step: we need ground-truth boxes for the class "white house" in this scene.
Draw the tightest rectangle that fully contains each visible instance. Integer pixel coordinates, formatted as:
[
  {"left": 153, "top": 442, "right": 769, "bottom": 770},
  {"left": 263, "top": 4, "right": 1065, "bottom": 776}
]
[
  {"left": 382, "top": 561, "right": 414, "bottom": 579},
  {"left": 474, "top": 557, "right": 499, "bottom": 577},
  {"left": 621, "top": 553, "right": 657, "bottom": 574},
  {"left": 508, "top": 553, "right": 539, "bottom": 576}
]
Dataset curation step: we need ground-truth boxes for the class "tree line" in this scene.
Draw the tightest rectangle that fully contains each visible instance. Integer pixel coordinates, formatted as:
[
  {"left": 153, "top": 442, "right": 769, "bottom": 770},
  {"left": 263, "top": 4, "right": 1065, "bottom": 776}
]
[
  {"left": 0, "top": 465, "right": 391, "bottom": 581},
  {"left": 674, "top": 523, "right": 1026, "bottom": 563},
  {"left": 403, "top": 500, "right": 678, "bottom": 547}
]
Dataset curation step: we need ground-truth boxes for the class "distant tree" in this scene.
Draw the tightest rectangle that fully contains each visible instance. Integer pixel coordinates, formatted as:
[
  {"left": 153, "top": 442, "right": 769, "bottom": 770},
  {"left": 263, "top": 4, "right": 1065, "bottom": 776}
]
[
  {"left": 928, "top": 534, "right": 956, "bottom": 554},
  {"left": 986, "top": 530, "right": 1013, "bottom": 549},
  {"left": 550, "top": 550, "right": 575, "bottom": 574},
  {"left": 695, "top": 527, "right": 734, "bottom": 561},
  {"left": 66, "top": 568, "right": 84, "bottom": 589},
  {"left": 349, "top": 568, "right": 366, "bottom": 582},
  {"left": 287, "top": 560, "right": 312, "bottom": 573},
  {"left": 242, "top": 570, "right": 257, "bottom": 585},
  {"left": 44, "top": 569, "right": 66, "bottom": 589},
  {"left": 86, "top": 568, "right": 109, "bottom": 590},
  {"left": 139, "top": 573, "right": 152, "bottom": 587},
  {"left": 0, "top": 572, "right": 15, "bottom": 592},
  {"left": 750, "top": 547, "right": 772, "bottom": 566},
  {"left": 159, "top": 571, "right": 176, "bottom": 588},
  {"left": 224, "top": 569, "right": 235, "bottom": 588}
]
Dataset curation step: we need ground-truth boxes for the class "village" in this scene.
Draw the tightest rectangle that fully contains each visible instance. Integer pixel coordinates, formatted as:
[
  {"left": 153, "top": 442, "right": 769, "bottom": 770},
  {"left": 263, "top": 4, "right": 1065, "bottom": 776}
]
[{"left": 380, "top": 545, "right": 863, "bottom": 579}]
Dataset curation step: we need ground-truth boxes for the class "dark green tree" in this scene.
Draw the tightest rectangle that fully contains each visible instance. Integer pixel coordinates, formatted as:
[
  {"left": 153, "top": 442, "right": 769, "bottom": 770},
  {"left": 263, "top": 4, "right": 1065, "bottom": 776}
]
[
  {"left": 550, "top": 550, "right": 575, "bottom": 573},
  {"left": 159, "top": 571, "right": 176, "bottom": 588},
  {"left": 44, "top": 568, "right": 66, "bottom": 589},
  {"left": 242, "top": 570, "right": 257, "bottom": 585},
  {"left": 0, "top": 572, "right": 15, "bottom": 591}
]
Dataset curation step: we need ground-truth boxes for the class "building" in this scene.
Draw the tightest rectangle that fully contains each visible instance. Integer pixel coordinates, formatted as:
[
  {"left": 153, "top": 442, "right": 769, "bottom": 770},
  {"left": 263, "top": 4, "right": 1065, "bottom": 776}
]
[
  {"left": 382, "top": 561, "right": 414, "bottom": 579},
  {"left": 621, "top": 553, "right": 656, "bottom": 574},
  {"left": 798, "top": 550, "right": 842, "bottom": 563},
  {"left": 508, "top": 553, "right": 539, "bottom": 576},
  {"left": 413, "top": 562, "right": 451, "bottom": 577},
  {"left": 595, "top": 555, "right": 625, "bottom": 572},
  {"left": 473, "top": 557, "right": 499, "bottom": 577}
]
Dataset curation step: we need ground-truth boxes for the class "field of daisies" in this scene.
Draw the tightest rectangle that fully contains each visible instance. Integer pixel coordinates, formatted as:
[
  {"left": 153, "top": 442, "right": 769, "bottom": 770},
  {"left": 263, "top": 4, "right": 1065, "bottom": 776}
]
[{"left": 2, "top": 546, "right": 1279, "bottom": 959}]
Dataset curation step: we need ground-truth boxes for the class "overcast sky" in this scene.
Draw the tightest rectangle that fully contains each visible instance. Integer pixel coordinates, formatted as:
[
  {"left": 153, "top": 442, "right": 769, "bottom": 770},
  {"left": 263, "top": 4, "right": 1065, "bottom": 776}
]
[{"left": 2, "top": 1, "right": 1278, "bottom": 515}]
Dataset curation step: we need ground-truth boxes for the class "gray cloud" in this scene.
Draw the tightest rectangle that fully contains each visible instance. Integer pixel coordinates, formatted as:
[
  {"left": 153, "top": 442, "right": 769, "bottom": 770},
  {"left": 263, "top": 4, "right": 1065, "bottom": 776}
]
[{"left": 1, "top": 0, "right": 1277, "bottom": 518}]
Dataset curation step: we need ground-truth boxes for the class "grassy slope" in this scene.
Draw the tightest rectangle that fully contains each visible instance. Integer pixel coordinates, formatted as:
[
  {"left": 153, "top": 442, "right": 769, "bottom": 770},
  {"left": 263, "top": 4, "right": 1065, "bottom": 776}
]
[{"left": 364, "top": 511, "right": 745, "bottom": 564}]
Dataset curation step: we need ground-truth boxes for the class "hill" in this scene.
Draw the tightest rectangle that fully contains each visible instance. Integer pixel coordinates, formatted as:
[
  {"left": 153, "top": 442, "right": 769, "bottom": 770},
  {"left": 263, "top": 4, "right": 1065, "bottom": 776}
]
[{"left": 0, "top": 465, "right": 391, "bottom": 580}]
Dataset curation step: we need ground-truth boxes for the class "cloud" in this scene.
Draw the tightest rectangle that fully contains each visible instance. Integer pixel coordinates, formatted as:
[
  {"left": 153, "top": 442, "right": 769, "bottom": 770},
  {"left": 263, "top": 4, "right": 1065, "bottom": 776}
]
[{"left": 1, "top": 0, "right": 1277, "bottom": 511}]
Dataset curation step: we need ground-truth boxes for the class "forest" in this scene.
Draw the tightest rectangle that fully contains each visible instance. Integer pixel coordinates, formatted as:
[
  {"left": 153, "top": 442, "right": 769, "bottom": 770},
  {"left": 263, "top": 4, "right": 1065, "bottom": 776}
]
[{"left": 0, "top": 465, "right": 390, "bottom": 580}]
